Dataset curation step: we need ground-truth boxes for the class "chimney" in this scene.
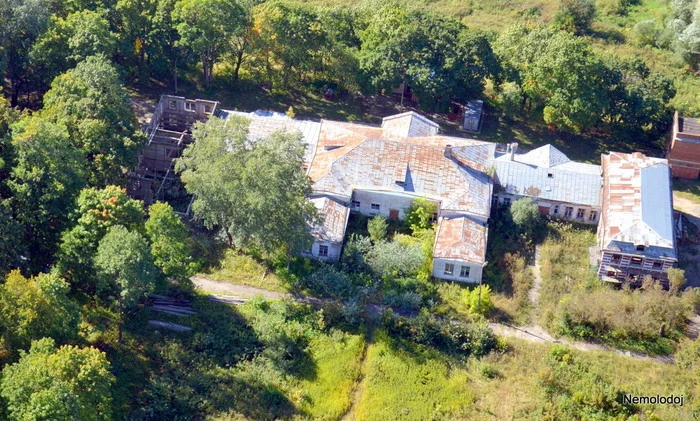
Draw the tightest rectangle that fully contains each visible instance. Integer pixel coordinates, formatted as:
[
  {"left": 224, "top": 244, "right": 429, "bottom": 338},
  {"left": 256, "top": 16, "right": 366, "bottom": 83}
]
[
  {"left": 509, "top": 142, "right": 518, "bottom": 161},
  {"left": 444, "top": 144, "right": 453, "bottom": 159}
]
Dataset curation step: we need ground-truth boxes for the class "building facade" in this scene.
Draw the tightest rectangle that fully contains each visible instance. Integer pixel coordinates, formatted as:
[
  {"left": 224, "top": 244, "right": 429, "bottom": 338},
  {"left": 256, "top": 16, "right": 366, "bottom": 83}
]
[
  {"left": 668, "top": 112, "right": 700, "bottom": 179},
  {"left": 597, "top": 152, "right": 677, "bottom": 285}
]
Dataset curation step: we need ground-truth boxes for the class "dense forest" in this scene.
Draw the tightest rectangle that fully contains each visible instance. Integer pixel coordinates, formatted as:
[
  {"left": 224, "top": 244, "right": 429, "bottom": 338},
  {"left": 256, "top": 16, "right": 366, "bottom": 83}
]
[{"left": 0, "top": 0, "right": 699, "bottom": 420}]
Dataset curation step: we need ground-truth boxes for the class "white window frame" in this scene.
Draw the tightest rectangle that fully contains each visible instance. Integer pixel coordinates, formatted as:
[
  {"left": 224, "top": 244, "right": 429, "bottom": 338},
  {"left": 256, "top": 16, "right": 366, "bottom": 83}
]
[
  {"left": 370, "top": 203, "right": 380, "bottom": 213},
  {"left": 185, "top": 102, "right": 195, "bottom": 112},
  {"left": 459, "top": 265, "right": 470, "bottom": 278},
  {"left": 443, "top": 263, "right": 454, "bottom": 276},
  {"left": 318, "top": 245, "right": 329, "bottom": 257}
]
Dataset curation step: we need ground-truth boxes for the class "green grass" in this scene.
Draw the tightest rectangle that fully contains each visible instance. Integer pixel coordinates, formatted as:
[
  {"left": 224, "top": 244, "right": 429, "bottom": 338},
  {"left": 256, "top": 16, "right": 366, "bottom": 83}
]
[
  {"left": 354, "top": 329, "right": 474, "bottom": 421},
  {"left": 198, "top": 249, "right": 289, "bottom": 292},
  {"left": 298, "top": 332, "right": 365, "bottom": 420},
  {"left": 674, "top": 178, "right": 700, "bottom": 205}
]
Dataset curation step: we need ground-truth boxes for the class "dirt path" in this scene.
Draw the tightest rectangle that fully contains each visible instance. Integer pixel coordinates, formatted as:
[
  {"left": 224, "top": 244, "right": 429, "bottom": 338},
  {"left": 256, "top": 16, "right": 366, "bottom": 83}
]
[
  {"left": 192, "top": 276, "right": 287, "bottom": 300},
  {"left": 192, "top": 276, "right": 675, "bottom": 363},
  {"left": 527, "top": 246, "right": 542, "bottom": 307},
  {"left": 339, "top": 324, "right": 375, "bottom": 421}
]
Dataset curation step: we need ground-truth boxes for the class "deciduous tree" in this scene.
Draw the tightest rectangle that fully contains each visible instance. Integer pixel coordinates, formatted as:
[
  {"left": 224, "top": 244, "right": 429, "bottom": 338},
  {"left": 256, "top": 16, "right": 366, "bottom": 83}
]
[
  {"left": 58, "top": 186, "right": 145, "bottom": 291},
  {"left": 145, "top": 201, "right": 196, "bottom": 286},
  {"left": 0, "top": 271, "right": 79, "bottom": 351},
  {"left": 7, "top": 115, "right": 86, "bottom": 269},
  {"left": 41, "top": 55, "right": 145, "bottom": 186},
  {"left": 176, "top": 115, "right": 317, "bottom": 257},
  {"left": 95, "top": 225, "right": 157, "bottom": 342},
  {"left": 0, "top": 338, "right": 114, "bottom": 421},
  {"left": 173, "top": 0, "right": 246, "bottom": 86}
]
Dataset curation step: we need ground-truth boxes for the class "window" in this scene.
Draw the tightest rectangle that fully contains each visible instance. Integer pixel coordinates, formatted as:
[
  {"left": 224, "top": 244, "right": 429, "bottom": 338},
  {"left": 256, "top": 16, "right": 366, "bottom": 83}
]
[
  {"left": 204, "top": 105, "right": 212, "bottom": 113},
  {"left": 503, "top": 198, "right": 511, "bottom": 206},
  {"left": 553, "top": 204, "right": 559, "bottom": 215},
  {"left": 636, "top": 245, "right": 645, "bottom": 251},
  {"left": 576, "top": 208, "right": 585, "bottom": 219},
  {"left": 459, "top": 266, "right": 470, "bottom": 278},
  {"left": 611, "top": 254, "right": 621, "bottom": 263},
  {"left": 443, "top": 263, "right": 454, "bottom": 276},
  {"left": 185, "top": 102, "right": 195, "bottom": 112},
  {"left": 564, "top": 206, "right": 574, "bottom": 218},
  {"left": 168, "top": 100, "right": 177, "bottom": 110},
  {"left": 492, "top": 195, "right": 499, "bottom": 204},
  {"left": 588, "top": 210, "right": 598, "bottom": 221},
  {"left": 547, "top": 173, "right": 553, "bottom": 178},
  {"left": 370, "top": 203, "right": 380, "bottom": 213},
  {"left": 318, "top": 245, "right": 329, "bottom": 257},
  {"left": 630, "top": 257, "right": 643, "bottom": 266},
  {"left": 652, "top": 261, "right": 663, "bottom": 270},
  {"left": 351, "top": 200, "right": 360, "bottom": 209}
]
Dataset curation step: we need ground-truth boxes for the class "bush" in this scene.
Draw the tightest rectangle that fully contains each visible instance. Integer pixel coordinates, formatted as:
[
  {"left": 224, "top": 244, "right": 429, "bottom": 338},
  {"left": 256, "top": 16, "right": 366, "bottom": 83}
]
[
  {"left": 496, "top": 82, "right": 525, "bottom": 118},
  {"left": 509, "top": 197, "right": 539, "bottom": 227},
  {"left": 341, "top": 234, "right": 372, "bottom": 271},
  {"left": 667, "top": 267, "right": 686, "bottom": 292},
  {"left": 367, "top": 215, "right": 388, "bottom": 242},
  {"left": 464, "top": 285, "right": 494, "bottom": 316},
  {"left": 630, "top": 20, "right": 659, "bottom": 47},
  {"left": 380, "top": 311, "right": 497, "bottom": 357},
  {"left": 553, "top": 0, "right": 597, "bottom": 34},
  {"left": 404, "top": 198, "right": 437, "bottom": 232},
  {"left": 365, "top": 240, "right": 425, "bottom": 278},
  {"left": 382, "top": 291, "right": 423, "bottom": 312},
  {"left": 298, "top": 264, "right": 356, "bottom": 299},
  {"left": 597, "top": 0, "right": 631, "bottom": 16}
]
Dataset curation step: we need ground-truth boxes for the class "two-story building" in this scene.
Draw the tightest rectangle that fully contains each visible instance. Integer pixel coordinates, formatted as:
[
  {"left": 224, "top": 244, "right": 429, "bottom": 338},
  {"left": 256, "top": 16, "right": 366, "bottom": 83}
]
[
  {"left": 490, "top": 143, "right": 602, "bottom": 224},
  {"left": 596, "top": 152, "right": 677, "bottom": 284}
]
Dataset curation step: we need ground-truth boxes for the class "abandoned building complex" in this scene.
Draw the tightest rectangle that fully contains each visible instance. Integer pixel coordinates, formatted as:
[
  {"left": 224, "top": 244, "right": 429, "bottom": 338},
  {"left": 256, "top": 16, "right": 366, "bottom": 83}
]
[{"left": 133, "top": 95, "right": 680, "bottom": 285}]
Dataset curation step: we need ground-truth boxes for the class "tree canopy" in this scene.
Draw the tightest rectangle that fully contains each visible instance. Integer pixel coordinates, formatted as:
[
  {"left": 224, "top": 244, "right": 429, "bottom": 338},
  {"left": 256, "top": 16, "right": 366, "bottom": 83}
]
[
  {"left": 0, "top": 338, "right": 114, "bottom": 421},
  {"left": 176, "top": 115, "right": 317, "bottom": 256},
  {"left": 145, "top": 201, "right": 197, "bottom": 284},
  {"left": 0, "top": 271, "right": 79, "bottom": 352},
  {"left": 41, "top": 55, "right": 145, "bottom": 187}
]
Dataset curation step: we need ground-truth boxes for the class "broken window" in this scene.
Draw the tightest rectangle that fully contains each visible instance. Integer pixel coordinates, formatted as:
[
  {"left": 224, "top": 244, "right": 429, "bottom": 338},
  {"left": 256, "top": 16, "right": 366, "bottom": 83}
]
[
  {"left": 652, "top": 261, "right": 662, "bottom": 270},
  {"left": 611, "top": 254, "right": 621, "bottom": 263},
  {"left": 443, "top": 263, "right": 454, "bottom": 276},
  {"left": 168, "top": 100, "right": 177, "bottom": 109},
  {"left": 630, "top": 257, "right": 643, "bottom": 266}
]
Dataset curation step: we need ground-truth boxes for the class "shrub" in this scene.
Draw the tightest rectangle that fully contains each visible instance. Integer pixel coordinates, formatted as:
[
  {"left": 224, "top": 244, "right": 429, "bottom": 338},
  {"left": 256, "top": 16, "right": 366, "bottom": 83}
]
[
  {"left": 341, "top": 234, "right": 372, "bottom": 271},
  {"left": 667, "top": 267, "right": 686, "bottom": 292},
  {"left": 367, "top": 215, "right": 388, "bottom": 242},
  {"left": 553, "top": 0, "right": 597, "bottom": 34},
  {"left": 597, "top": 0, "right": 631, "bottom": 16},
  {"left": 630, "top": 20, "right": 659, "bottom": 47},
  {"left": 299, "top": 264, "right": 356, "bottom": 299},
  {"left": 382, "top": 291, "right": 423, "bottom": 311},
  {"left": 380, "top": 311, "right": 497, "bottom": 357},
  {"left": 365, "top": 240, "right": 425, "bottom": 278},
  {"left": 496, "top": 82, "right": 525, "bottom": 118},
  {"left": 404, "top": 198, "right": 437, "bottom": 232},
  {"left": 509, "top": 197, "right": 539, "bottom": 227},
  {"left": 464, "top": 285, "right": 494, "bottom": 316}
]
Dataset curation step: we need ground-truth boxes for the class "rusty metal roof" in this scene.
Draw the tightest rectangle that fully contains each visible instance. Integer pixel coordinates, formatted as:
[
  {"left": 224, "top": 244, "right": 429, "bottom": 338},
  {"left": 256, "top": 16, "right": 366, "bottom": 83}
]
[
  {"left": 433, "top": 216, "right": 488, "bottom": 263},
  {"left": 222, "top": 109, "right": 321, "bottom": 165},
  {"left": 599, "top": 152, "right": 676, "bottom": 259},
  {"left": 313, "top": 138, "right": 492, "bottom": 216},
  {"left": 309, "top": 197, "right": 349, "bottom": 244},
  {"left": 492, "top": 145, "right": 601, "bottom": 207}
]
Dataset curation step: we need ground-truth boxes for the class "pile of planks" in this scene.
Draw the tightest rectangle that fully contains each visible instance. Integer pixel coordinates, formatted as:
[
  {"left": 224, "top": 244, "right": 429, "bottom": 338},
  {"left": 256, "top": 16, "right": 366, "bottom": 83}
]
[{"left": 150, "top": 294, "right": 196, "bottom": 317}]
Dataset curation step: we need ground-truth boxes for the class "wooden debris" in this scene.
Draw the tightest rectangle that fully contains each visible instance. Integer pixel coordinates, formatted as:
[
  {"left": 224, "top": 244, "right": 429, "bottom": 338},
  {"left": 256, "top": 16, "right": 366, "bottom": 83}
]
[
  {"left": 209, "top": 295, "right": 250, "bottom": 305},
  {"left": 148, "top": 320, "right": 192, "bottom": 332}
]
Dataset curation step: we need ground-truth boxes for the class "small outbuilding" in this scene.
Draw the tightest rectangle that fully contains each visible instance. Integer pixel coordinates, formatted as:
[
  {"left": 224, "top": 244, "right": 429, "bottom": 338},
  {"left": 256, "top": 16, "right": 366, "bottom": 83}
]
[{"left": 462, "top": 100, "right": 484, "bottom": 133}]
